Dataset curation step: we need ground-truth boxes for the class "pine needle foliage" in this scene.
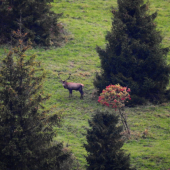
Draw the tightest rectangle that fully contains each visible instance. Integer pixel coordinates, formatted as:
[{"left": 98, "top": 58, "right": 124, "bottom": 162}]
[
  {"left": 84, "top": 110, "right": 136, "bottom": 170},
  {"left": 0, "top": 0, "right": 62, "bottom": 46},
  {"left": 0, "top": 34, "right": 71, "bottom": 170},
  {"left": 94, "top": 0, "right": 170, "bottom": 105}
]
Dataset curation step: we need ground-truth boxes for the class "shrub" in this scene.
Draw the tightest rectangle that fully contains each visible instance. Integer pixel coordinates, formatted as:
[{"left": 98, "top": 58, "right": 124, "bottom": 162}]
[
  {"left": 0, "top": 0, "right": 62, "bottom": 46},
  {"left": 84, "top": 110, "right": 136, "bottom": 170}
]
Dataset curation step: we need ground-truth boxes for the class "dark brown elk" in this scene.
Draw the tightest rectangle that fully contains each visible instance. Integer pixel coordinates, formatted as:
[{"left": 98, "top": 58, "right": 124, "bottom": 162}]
[{"left": 58, "top": 73, "right": 84, "bottom": 99}]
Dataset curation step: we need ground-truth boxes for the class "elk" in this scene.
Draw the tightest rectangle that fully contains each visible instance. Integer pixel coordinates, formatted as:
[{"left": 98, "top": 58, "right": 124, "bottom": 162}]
[{"left": 58, "top": 73, "right": 84, "bottom": 99}]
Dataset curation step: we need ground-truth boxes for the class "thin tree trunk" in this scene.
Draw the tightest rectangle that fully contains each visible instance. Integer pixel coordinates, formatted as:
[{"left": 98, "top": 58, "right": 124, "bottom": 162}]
[{"left": 118, "top": 108, "right": 130, "bottom": 135}]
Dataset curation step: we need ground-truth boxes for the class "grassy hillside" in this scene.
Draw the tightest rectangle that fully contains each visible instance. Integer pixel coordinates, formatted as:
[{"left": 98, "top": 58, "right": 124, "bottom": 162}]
[{"left": 1, "top": 0, "right": 170, "bottom": 169}]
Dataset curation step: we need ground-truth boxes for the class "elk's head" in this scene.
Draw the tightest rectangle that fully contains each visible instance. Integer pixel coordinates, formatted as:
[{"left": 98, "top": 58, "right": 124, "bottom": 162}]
[{"left": 58, "top": 73, "right": 71, "bottom": 88}]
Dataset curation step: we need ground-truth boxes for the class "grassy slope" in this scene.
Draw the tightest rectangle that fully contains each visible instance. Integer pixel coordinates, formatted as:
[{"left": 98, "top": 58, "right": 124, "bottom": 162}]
[{"left": 1, "top": 0, "right": 170, "bottom": 169}]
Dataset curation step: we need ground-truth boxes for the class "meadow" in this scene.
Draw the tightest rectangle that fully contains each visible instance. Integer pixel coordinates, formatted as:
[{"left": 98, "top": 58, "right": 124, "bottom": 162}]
[{"left": 0, "top": 0, "right": 170, "bottom": 169}]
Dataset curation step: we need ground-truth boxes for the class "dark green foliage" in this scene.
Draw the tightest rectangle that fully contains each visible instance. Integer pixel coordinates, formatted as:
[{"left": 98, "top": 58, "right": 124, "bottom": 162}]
[
  {"left": 0, "top": 38, "right": 72, "bottom": 169},
  {"left": 0, "top": 0, "right": 62, "bottom": 46},
  {"left": 94, "top": 0, "right": 170, "bottom": 105},
  {"left": 84, "top": 110, "right": 135, "bottom": 170}
]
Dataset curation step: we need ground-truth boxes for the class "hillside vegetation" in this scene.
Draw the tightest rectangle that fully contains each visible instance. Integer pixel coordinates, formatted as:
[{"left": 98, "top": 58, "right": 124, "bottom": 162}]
[{"left": 0, "top": 0, "right": 170, "bottom": 169}]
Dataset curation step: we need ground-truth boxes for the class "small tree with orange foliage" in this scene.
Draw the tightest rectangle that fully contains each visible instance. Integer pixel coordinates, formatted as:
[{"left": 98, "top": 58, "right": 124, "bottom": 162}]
[{"left": 98, "top": 84, "right": 131, "bottom": 135}]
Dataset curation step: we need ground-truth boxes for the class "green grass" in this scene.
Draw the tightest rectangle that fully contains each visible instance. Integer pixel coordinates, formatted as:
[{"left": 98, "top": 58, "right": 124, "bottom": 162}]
[{"left": 1, "top": 0, "right": 170, "bottom": 169}]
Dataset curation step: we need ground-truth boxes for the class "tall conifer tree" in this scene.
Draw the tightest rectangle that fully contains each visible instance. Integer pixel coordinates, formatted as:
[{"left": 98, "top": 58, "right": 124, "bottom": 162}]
[
  {"left": 0, "top": 32, "right": 71, "bottom": 170},
  {"left": 94, "top": 0, "right": 170, "bottom": 104},
  {"left": 84, "top": 110, "right": 135, "bottom": 170}
]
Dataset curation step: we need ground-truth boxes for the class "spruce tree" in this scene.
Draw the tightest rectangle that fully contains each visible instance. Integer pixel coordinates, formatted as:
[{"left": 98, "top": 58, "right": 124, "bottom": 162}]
[
  {"left": 0, "top": 32, "right": 71, "bottom": 170},
  {"left": 84, "top": 110, "right": 135, "bottom": 170},
  {"left": 0, "top": 0, "right": 62, "bottom": 46},
  {"left": 94, "top": 0, "right": 170, "bottom": 104}
]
